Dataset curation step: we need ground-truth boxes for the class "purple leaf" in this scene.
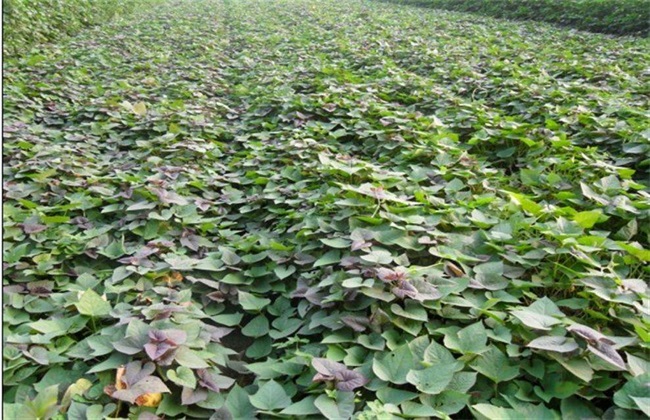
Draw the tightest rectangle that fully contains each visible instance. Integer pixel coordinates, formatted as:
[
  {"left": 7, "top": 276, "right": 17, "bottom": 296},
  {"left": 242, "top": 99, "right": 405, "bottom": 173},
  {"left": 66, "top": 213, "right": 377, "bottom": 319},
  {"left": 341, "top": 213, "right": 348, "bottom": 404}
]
[
  {"left": 194, "top": 198, "right": 212, "bottom": 211},
  {"left": 138, "top": 413, "right": 162, "bottom": 420},
  {"left": 164, "top": 329, "right": 188, "bottom": 345},
  {"left": 392, "top": 280, "right": 418, "bottom": 300},
  {"left": 157, "top": 348, "right": 179, "bottom": 366},
  {"left": 377, "top": 267, "right": 408, "bottom": 283},
  {"left": 312, "top": 358, "right": 346, "bottom": 376},
  {"left": 567, "top": 324, "right": 615, "bottom": 345},
  {"left": 197, "top": 369, "right": 221, "bottom": 393},
  {"left": 144, "top": 342, "right": 174, "bottom": 361},
  {"left": 114, "top": 335, "right": 149, "bottom": 355},
  {"left": 144, "top": 329, "right": 187, "bottom": 362},
  {"left": 181, "top": 230, "right": 201, "bottom": 251},
  {"left": 312, "top": 358, "right": 368, "bottom": 391},
  {"left": 26, "top": 281, "right": 53, "bottom": 296},
  {"left": 123, "top": 361, "right": 156, "bottom": 387},
  {"left": 202, "top": 325, "right": 234, "bottom": 343},
  {"left": 341, "top": 315, "right": 369, "bottom": 332},
  {"left": 181, "top": 386, "right": 209, "bottom": 405},
  {"left": 588, "top": 344, "right": 626, "bottom": 370},
  {"left": 312, "top": 373, "right": 331, "bottom": 383},
  {"left": 351, "top": 240, "right": 371, "bottom": 251},
  {"left": 112, "top": 376, "right": 170, "bottom": 404},
  {"left": 152, "top": 187, "right": 189, "bottom": 206},
  {"left": 410, "top": 280, "right": 442, "bottom": 301},
  {"left": 21, "top": 222, "right": 47, "bottom": 234},
  {"left": 334, "top": 369, "right": 369, "bottom": 391}
]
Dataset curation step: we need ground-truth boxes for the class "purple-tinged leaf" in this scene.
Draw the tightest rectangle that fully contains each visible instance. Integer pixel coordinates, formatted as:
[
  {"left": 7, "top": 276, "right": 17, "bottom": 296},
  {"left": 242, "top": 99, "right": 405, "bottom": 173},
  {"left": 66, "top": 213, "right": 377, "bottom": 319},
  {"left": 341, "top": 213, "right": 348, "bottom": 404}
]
[
  {"left": 112, "top": 376, "right": 170, "bottom": 404},
  {"left": 197, "top": 369, "right": 221, "bottom": 392},
  {"left": 313, "top": 373, "right": 331, "bottom": 383},
  {"left": 410, "top": 280, "right": 442, "bottom": 301},
  {"left": 528, "top": 336, "right": 579, "bottom": 353},
  {"left": 123, "top": 361, "right": 156, "bottom": 387},
  {"left": 181, "top": 230, "right": 201, "bottom": 251},
  {"left": 138, "top": 413, "right": 162, "bottom": 420},
  {"left": 341, "top": 315, "right": 369, "bottom": 332},
  {"left": 144, "top": 342, "right": 173, "bottom": 361},
  {"left": 114, "top": 335, "right": 149, "bottom": 355},
  {"left": 377, "top": 267, "right": 408, "bottom": 283},
  {"left": 351, "top": 240, "right": 372, "bottom": 251},
  {"left": 26, "top": 281, "right": 53, "bottom": 296},
  {"left": 312, "top": 358, "right": 346, "bottom": 376},
  {"left": 21, "top": 222, "right": 47, "bottom": 234},
  {"left": 334, "top": 369, "right": 369, "bottom": 391},
  {"left": 588, "top": 344, "right": 626, "bottom": 370},
  {"left": 152, "top": 187, "right": 189, "bottom": 206},
  {"left": 568, "top": 324, "right": 615, "bottom": 345},
  {"left": 392, "top": 280, "right": 418, "bottom": 300},
  {"left": 182, "top": 386, "right": 209, "bottom": 405}
]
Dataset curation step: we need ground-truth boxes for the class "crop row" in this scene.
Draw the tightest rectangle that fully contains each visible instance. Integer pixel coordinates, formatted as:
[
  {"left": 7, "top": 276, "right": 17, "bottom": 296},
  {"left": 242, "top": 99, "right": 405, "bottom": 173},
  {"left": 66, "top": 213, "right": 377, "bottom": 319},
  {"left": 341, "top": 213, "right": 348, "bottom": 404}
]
[
  {"left": 2, "top": 0, "right": 162, "bottom": 57},
  {"left": 380, "top": 0, "right": 650, "bottom": 36}
]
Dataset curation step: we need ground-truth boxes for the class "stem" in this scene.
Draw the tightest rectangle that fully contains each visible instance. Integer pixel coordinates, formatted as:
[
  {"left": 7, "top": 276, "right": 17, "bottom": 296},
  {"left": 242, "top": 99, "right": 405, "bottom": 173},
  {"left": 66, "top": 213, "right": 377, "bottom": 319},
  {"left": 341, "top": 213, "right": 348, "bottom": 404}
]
[{"left": 371, "top": 199, "right": 381, "bottom": 218}]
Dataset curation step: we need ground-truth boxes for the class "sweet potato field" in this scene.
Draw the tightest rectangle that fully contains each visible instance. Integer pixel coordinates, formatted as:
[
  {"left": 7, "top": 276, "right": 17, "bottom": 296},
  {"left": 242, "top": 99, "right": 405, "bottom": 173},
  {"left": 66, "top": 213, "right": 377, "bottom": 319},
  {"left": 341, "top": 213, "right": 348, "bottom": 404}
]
[{"left": 2, "top": 0, "right": 649, "bottom": 418}]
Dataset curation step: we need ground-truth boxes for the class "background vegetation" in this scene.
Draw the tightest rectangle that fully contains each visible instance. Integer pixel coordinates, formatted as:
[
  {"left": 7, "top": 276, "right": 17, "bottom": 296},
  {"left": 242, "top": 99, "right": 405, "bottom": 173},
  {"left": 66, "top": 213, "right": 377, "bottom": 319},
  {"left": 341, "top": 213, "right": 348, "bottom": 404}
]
[
  {"left": 381, "top": 0, "right": 650, "bottom": 36},
  {"left": 2, "top": 0, "right": 160, "bottom": 57},
  {"left": 2, "top": 0, "right": 649, "bottom": 419}
]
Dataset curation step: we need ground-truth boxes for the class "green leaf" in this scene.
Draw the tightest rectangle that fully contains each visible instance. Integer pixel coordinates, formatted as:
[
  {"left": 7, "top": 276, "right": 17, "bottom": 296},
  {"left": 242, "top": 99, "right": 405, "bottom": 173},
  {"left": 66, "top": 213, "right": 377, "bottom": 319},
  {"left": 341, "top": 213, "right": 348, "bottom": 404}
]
[
  {"left": 527, "top": 336, "right": 579, "bottom": 353},
  {"left": 174, "top": 347, "right": 209, "bottom": 368},
  {"left": 406, "top": 364, "right": 457, "bottom": 395},
  {"left": 320, "top": 238, "right": 352, "bottom": 248},
  {"left": 238, "top": 291, "right": 271, "bottom": 312},
  {"left": 614, "top": 374, "right": 650, "bottom": 410},
  {"left": 167, "top": 366, "right": 197, "bottom": 389},
  {"left": 469, "top": 346, "right": 519, "bottom": 383},
  {"left": 503, "top": 191, "right": 543, "bottom": 215},
  {"left": 560, "top": 397, "right": 598, "bottom": 420},
  {"left": 225, "top": 385, "right": 256, "bottom": 419},
  {"left": 617, "top": 242, "right": 650, "bottom": 262},
  {"left": 314, "top": 250, "right": 341, "bottom": 267},
  {"left": 242, "top": 315, "right": 269, "bottom": 338},
  {"left": 573, "top": 210, "right": 602, "bottom": 229},
  {"left": 133, "top": 101, "right": 147, "bottom": 116},
  {"left": 631, "top": 397, "right": 650, "bottom": 417},
  {"left": 280, "top": 395, "right": 320, "bottom": 416},
  {"left": 274, "top": 265, "right": 296, "bottom": 280},
  {"left": 376, "top": 387, "right": 419, "bottom": 405},
  {"left": 511, "top": 297, "right": 565, "bottom": 330},
  {"left": 249, "top": 380, "right": 291, "bottom": 411},
  {"left": 444, "top": 322, "right": 488, "bottom": 354},
  {"left": 75, "top": 290, "right": 111, "bottom": 317},
  {"left": 18, "top": 385, "right": 60, "bottom": 420},
  {"left": 314, "top": 392, "right": 355, "bottom": 420},
  {"left": 61, "top": 379, "right": 92, "bottom": 409},
  {"left": 373, "top": 344, "right": 415, "bottom": 385},
  {"left": 471, "top": 403, "right": 518, "bottom": 420}
]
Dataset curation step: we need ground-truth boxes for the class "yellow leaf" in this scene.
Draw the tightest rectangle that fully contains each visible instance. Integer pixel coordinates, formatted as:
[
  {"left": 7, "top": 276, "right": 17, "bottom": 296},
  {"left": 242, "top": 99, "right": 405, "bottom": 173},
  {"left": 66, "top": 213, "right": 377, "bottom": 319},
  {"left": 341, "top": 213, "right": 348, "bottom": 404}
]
[
  {"left": 115, "top": 365, "right": 127, "bottom": 390},
  {"left": 61, "top": 378, "right": 93, "bottom": 410},
  {"left": 133, "top": 101, "right": 147, "bottom": 116},
  {"left": 136, "top": 392, "right": 162, "bottom": 407},
  {"left": 160, "top": 271, "right": 183, "bottom": 286}
]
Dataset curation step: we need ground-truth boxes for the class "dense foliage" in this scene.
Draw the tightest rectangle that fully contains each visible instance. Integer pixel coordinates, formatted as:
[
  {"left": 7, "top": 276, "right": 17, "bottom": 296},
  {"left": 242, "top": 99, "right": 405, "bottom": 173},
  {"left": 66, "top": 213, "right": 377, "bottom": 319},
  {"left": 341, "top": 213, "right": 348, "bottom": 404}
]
[
  {"left": 381, "top": 0, "right": 650, "bottom": 36},
  {"left": 3, "top": 0, "right": 649, "bottom": 419},
  {"left": 2, "top": 0, "right": 160, "bottom": 57}
]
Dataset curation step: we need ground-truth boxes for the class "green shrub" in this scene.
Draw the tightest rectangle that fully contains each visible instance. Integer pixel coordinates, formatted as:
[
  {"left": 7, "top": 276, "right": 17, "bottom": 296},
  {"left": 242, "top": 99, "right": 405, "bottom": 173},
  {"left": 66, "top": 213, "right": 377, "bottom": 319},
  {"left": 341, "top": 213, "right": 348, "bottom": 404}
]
[
  {"left": 380, "top": 0, "right": 650, "bottom": 36},
  {"left": 2, "top": 0, "right": 158, "bottom": 57}
]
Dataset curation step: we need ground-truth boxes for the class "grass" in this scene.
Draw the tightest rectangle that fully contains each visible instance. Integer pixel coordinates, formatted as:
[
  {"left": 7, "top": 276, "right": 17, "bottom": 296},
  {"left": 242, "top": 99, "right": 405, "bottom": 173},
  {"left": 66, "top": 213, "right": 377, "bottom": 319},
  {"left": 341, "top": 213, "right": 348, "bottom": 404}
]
[{"left": 2, "top": 0, "right": 649, "bottom": 418}]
